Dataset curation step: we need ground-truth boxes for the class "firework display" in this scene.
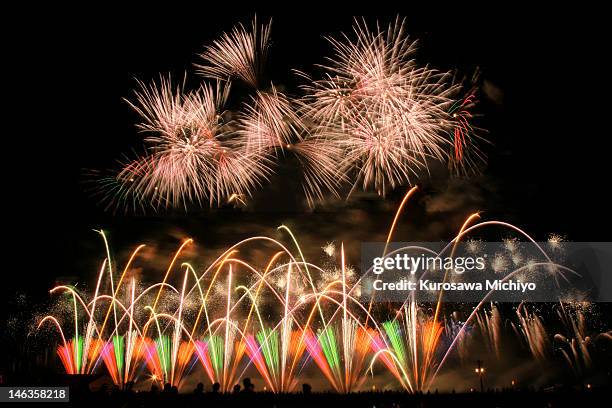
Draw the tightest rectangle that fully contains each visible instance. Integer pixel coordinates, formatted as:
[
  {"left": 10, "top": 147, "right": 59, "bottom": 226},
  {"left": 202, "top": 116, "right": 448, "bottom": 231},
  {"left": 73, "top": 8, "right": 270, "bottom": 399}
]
[
  {"left": 95, "top": 17, "right": 486, "bottom": 212},
  {"left": 5, "top": 11, "right": 610, "bottom": 407},
  {"left": 36, "top": 191, "right": 611, "bottom": 392}
]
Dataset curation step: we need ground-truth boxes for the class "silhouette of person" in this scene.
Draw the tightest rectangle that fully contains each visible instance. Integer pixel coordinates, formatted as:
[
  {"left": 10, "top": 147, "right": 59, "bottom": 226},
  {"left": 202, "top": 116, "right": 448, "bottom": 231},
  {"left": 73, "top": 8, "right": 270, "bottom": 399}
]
[
  {"left": 242, "top": 378, "right": 255, "bottom": 393},
  {"left": 233, "top": 384, "right": 241, "bottom": 393},
  {"left": 302, "top": 383, "right": 312, "bottom": 394},
  {"left": 212, "top": 382, "right": 221, "bottom": 394},
  {"left": 194, "top": 382, "right": 204, "bottom": 395},
  {"left": 162, "top": 383, "right": 172, "bottom": 393}
]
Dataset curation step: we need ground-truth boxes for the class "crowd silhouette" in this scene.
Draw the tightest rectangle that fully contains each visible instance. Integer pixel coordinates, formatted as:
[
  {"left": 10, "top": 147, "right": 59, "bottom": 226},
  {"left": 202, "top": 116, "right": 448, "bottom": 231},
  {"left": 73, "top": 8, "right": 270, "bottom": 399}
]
[{"left": 40, "top": 376, "right": 605, "bottom": 408}]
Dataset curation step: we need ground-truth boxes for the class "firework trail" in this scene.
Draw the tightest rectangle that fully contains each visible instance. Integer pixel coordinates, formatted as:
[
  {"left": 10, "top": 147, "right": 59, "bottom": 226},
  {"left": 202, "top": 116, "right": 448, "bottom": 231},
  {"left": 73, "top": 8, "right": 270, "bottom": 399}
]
[
  {"left": 238, "top": 261, "right": 309, "bottom": 393},
  {"left": 101, "top": 77, "right": 272, "bottom": 211},
  {"left": 443, "top": 312, "right": 471, "bottom": 364},
  {"left": 195, "top": 333, "right": 245, "bottom": 391},
  {"left": 475, "top": 304, "right": 502, "bottom": 359},
  {"left": 238, "top": 85, "right": 304, "bottom": 153},
  {"left": 38, "top": 189, "right": 608, "bottom": 391},
  {"left": 95, "top": 17, "right": 488, "bottom": 211},
  {"left": 512, "top": 303, "right": 550, "bottom": 364},
  {"left": 196, "top": 17, "right": 271, "bottom": 88},
  {"left": 236, "top": 84, "right": 344, "bottom": 206},
  {"left": 290, "top": 137, "right": 344, "bottom": 206},
  {"left": 369, "top": 304, "right": 443, "bottom": 392},
  {"left": 305, "top": 323, "right": 374, "bottom": 392},
  {"left": 244, "top": 327, "right": 307, "bottom": 392},
  {"left": 552, "top": 302, "right": 612, "bottom": 378},
  {"left": 299, "top": 18, "right": 481, "bottom": 197},
  {"left": 447, "top": 92, "right": 487, "bottom": 175},
  {"left": 444, "top": 70, "right": 487, "bottom": 176}
]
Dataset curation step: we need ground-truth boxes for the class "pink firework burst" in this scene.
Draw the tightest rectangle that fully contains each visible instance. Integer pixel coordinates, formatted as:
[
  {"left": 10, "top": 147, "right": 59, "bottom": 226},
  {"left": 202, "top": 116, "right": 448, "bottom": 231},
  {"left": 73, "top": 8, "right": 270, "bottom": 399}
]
[
  {"left": 108, "top": 76, "right": 271, "bottom": 211},
  {"left": 195, "top": 17, "right": 272, "bottom": 88}
]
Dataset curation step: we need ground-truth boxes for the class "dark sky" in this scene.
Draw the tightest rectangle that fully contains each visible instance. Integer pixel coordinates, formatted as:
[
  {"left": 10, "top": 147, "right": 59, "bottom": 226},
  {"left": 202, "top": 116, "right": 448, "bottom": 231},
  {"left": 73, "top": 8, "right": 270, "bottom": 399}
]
[{"left": 3, "top": 4, "right": 609, "bottom": 306}]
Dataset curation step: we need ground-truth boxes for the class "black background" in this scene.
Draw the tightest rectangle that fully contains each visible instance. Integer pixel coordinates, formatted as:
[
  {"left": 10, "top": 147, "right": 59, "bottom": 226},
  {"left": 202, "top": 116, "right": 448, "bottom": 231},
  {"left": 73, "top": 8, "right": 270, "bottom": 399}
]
[{"left": 2, "top": 4, "right": 609, "bottom": 330}]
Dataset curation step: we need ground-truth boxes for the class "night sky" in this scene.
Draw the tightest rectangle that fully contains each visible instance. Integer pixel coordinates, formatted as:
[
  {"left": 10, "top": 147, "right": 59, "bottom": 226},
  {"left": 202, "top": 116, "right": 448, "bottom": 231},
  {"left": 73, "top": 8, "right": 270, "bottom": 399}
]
[{"left": 3, "top": 5, "right": 609, "bottom": 348}]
